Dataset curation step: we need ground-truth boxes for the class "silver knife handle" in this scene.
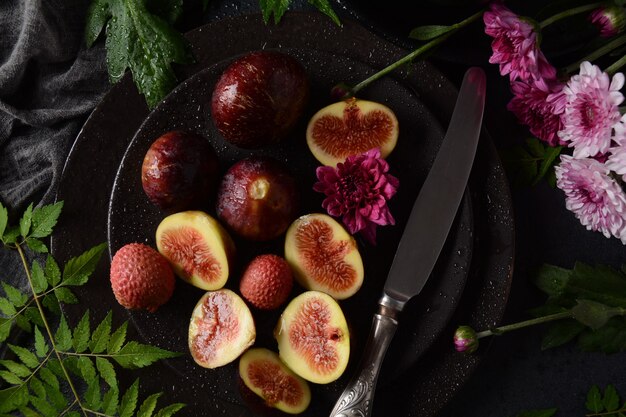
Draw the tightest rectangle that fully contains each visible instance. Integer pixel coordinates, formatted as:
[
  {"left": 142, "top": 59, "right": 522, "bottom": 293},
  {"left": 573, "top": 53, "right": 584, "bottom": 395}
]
[{"left": 329, "top": 305, "right": 399, "bottom": 417}]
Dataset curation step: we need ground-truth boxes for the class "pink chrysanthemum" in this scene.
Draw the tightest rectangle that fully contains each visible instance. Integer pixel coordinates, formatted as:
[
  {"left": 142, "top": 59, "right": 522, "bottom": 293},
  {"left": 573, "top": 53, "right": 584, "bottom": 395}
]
[
  {"left": 483, "top": 2, "right": 557, "bottom": 87},
  {"left": 507, "top": 79, "right": 567, "bottom": 146},
  {"left": 313, "top": 148, "right": 399, "bottom": 245},
  {"left": 558, "top": 62, "right": 625, "bottom": 158},
  {"left": 555, "top": 155, "right": 626, "bottom": 243},
  {"left": 589, "top": 6, "right": 626, "bottom": 38},
  {"left": 606, "top": 115, "right": 626, "bottom": 180}
]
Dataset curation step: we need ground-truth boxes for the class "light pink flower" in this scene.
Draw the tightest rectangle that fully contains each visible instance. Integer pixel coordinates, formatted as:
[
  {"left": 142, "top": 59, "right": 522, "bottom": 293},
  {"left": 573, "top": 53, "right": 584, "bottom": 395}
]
[
  {"left": 555, "top": 155, "right": 626, "bottom": 243},
  {"left": 589, "top": 6, "right": 626, "bottom": 38},
  {"left": 483, "top": 2, "right": 557, "bottom": 86},
  {"left": 558, "top": 62, "right": 625, "bottom": 158},
  {"left": 606, "top": 114, "right": 626, "bottom": 180},
  {"left": 313, "top": 148, "right": 399, "bottom": 245},
  {"left": 507, "top": 79, "right": 567, "bottom": 146}
]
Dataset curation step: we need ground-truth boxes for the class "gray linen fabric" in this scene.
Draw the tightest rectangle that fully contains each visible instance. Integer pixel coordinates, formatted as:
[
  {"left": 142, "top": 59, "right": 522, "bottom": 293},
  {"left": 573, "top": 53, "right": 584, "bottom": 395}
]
[{"left": 0, "top": 0, "right": 108, "bottom": 289}]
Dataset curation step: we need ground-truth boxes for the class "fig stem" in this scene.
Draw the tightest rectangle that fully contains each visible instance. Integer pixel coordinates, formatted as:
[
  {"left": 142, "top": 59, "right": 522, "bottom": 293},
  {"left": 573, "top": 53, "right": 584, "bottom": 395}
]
[{"left": 347, "top": 9, "right": 484, "bottom": 97}]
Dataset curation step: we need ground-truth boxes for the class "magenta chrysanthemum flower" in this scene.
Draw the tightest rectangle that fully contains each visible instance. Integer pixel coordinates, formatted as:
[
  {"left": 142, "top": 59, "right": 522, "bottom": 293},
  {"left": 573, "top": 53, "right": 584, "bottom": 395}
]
[
  {"left": 555, "top": 155, "right": 626, "bottom": 243},
  {"left": 558, "top": 62, "right": 625, "bottom": 158},
  {"left": 313, "top": 148, "right": 399, "bottom": 245},
  {"left": 589, "top": 6, "right": 626, "bottom": 38},
  {"left": 483, "top": 2, "right": 557, "bottom": 86},
  {"left": 507, "top": 79, "right": 567, "bottom": 146},
  {"left": 606, "top": 115, "right": 626, "bottom": 180}
]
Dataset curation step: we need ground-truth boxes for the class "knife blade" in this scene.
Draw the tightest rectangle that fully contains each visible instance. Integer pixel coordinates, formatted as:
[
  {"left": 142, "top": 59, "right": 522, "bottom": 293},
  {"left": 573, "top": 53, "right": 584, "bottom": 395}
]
[{"left": 329, "top": 67, "right": 486, "bottom": 417}]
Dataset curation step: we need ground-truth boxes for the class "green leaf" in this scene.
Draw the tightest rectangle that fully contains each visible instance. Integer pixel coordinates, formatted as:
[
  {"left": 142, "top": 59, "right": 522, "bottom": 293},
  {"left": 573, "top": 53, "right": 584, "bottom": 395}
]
[
  {"left": 85, "top": 378, "right": 102, "bottom": 410},
  {"left": 154, "top": 403, "right": 186, "bottom": 417},
  {"left": 30, "top": 261, "right": 48, "bottom": 294},
  {"left": 54, "top": 287, "right": 77, "bottom": 304},
  {"left": 1, "top": 282, "right": 28, "bottom": 307},
  {"left": 0, "top": 318, "right": 11, "bottom": 343},
  {"left": 0, "top": 297, "right": 16, "bottom": 315},
  {"left": 41, "top": 294, "right": 61, "bottom": 316},
  {"left": 24, "top": 307, "right": 44, "bottom": 328},
  {"left": 107, "top": 321, "right": 128, "bottom": 354},
  {"left": 534, "top": 146, "right": 562, "bottom": 186},
  {"left": 113, "top": 341, "right": 181, "bottom": 369},
  {"left": 259, "top": 0, "right": 290, "bottom": 24},
  {"left": 0, "top": 370, "right": 23, "bottom": 385},
  {"left": 572, "top": 299, "right": 620, "bottom": 330},
  {"left": 102, "top": 386, "right": 120, "bottom": 415},
  {"left": 78, "top": 356, "right": 97, "bottom": 382},
  {"left": 0, "top": 202, "right": 7, "bottom": 239},
  {"left": 119, "top": 379, "right": 140, "bottom": 417},
  {"left": 29, "top": 376, "right": 46, "bottom": 399},
  {"left": 54, "top": 315, "right": 72, "bottom": 351},
  {"left": 2, "top": 226, "right": 20, "bottom": 244},
  {"left": 44, "top": 255, "right": 61, "bottom": 287},
  {"left": 42, "top": 382, "right": 66, "bottom": 411},
  {"left": 586, "top": 385, "right": 603, "bottom": 413},
  {"left": 85, "top": 0, "right": 111, "bottom": 47},
  {"left": 534, "top": 264, "right": 571, "bottom": 296},
  {"left": 307, "top": 0, "right": 340, "bottom": 26},
  {"left": 38, "top": 367, "right": 59, "bottom": 389},
  {"left": 603, "top": 385, "right": 620, "bottom": 412},
  {"left": 15, "top": 314, "right": 31, "bottom": 332},
  {"left": 62, "top": 242, "right": 107, "bottom": 286},
  {"left": 8, "top": 344, "right": 39, "bottom": 369},
  {"left": 541, "top": 319, "right": 586, "bottom": 350},
  {"left": 96, "top": 357, "right": 117, "bottom": 389},
  {"left": 73, "top": 310, "right": 91, "bottom": 353},
  {"left": 46, "top": 359, "right": 65, "bottom": 379},
  {"left": 0, "top": 385, "right": 29, "bottom": 413},
  {"left": 0, "top": 360, "right": 31, "bottom": 378},
  {"left": 19, "top": 407, "right": 42, "bottom": 417},
  {"left": 29, "top": 202, "right": 63, "bottom": 239},
  {"left": 90, "top": 311, "right": 112, "bottom": 353},
  {"left": 500, "top": 139, "right": 562, "bottom": 188},
  {"left": 566, "top": 263, "right": 626, "bottom": 307},
  {"left": 19, "top": 203, "right": 33, "bottom": 238},
  {"left": 30, "top": 396, "right": 58, "bottom": 417},
  {"left": 26, "top": 238, "right": 48, "bottom": 253},
  {"left": 409, "top": 24, "right": 454, "bottom": 41},
  {"left": 34, "top": 326, "right": 49, "bottom": 358},
  {"left": 579, "top": 317, "right": 626, "bottom": 353},
  {"left": 138, "top": 393, "right": 162, "bottom": 417}
]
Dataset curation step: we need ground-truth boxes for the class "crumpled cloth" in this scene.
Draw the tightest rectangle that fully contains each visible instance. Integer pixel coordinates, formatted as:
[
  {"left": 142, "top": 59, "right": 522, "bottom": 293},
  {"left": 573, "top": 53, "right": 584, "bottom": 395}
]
[{"left": 0, "top": 0, "right": 109, "bottom": 286}]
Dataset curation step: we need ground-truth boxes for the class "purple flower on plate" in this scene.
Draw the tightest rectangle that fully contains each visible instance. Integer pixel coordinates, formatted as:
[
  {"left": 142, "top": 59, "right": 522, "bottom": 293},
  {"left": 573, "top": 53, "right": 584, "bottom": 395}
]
[
  {"left": 589, "top": 6, "right": 626, "bottom": 38},
  {"left": 558, "top": 62, "right": 625, "bottom": 158},
  {"left": 313, "top": 148, "right": 399, "bottom": 245},
  {"left": 453, "top": 325, "right": 478, "bottom": 354},
  {"left": 507, "top": 78, "right": 567, "bottom": 146},
  {"left": 555, "top": 155, "right": 626, "bottom": 243},
  {"left": 483, "top": 2, "right": 557, "bottom": 87}
]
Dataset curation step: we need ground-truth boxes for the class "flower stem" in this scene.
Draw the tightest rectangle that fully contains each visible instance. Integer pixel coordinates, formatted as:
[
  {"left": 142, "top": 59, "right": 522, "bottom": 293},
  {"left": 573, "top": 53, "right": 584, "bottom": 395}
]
[
  {"left": 563, "top": 33, "right": 626, "bottom": 74},
  {"left": 605, "top": 52, "right": 626, "bottom": 75},
  {"left": 349, "top": 9, "right": 484, "bottom": 97},
  {"left": 539, "top": 2, "right": 604, "bottom": 29},
  {"left": 475, "top": 310, "right": 574, "bottom": 339},
  {"left": 16, "top": 243, "right": 89, "bottom": 417}
]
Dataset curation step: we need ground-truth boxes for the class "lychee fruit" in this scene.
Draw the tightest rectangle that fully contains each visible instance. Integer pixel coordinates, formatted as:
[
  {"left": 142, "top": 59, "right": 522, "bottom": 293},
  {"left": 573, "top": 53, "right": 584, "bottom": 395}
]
[
  {"left": 110, "top": 243, "right": 175, "bottom": 312},
  {"left": 239, "top": 254, "right": 293, "bottom": 310}
]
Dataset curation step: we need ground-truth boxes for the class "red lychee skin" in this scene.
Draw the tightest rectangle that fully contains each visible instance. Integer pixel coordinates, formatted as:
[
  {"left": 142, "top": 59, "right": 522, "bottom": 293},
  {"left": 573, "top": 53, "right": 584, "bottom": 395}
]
[
  {"left": 110, "top": 243, "right": 175, "bottom": 313},
  {"left": 240, "top": 255, "right": 293, "bottom": 310}
]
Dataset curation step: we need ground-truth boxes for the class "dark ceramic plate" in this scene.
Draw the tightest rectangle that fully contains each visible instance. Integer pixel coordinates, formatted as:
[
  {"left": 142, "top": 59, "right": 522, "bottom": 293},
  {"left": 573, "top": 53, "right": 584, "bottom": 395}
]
[{"left": 52, "top": 12, "right": 514, "bottom": 417}]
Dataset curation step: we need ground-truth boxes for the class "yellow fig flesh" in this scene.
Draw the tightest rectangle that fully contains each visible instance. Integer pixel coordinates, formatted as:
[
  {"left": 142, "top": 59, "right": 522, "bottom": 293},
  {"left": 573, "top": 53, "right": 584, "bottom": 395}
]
[
  {"left": 274, "top": 291, "right": 350, "bottom": 384},
  {"left": 239, "top": 348, "right": 311, "bottom": 414},
  {"left": 156, "top": 211, "right": 234, "bottom": 291},
  {"left": 306, "top": 98, "right": 399, "bottom": 166},
  {"left": 189, "top": 289, "right": 255, "bottom": 369},
  {"left": 285, "top": 213, "right": 364, "bottom": 300}
]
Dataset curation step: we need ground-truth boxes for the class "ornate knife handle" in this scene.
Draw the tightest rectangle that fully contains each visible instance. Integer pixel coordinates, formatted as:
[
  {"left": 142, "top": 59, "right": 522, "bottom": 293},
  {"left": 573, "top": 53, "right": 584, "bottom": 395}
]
[{"left": 329, "top": 304, "right": 399, "bottom": 417}]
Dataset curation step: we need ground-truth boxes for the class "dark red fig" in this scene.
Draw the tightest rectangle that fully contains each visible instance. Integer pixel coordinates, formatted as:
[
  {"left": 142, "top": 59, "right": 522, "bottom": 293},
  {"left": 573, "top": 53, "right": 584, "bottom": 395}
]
[{"left": 211, "top": 50, "right": 310, "bottom": 149}]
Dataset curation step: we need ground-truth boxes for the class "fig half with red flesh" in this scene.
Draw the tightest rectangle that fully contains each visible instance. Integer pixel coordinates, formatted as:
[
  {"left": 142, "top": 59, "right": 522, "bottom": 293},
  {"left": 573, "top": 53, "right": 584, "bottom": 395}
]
[
  {"left": 189, "top": 289, "right": 256, "bottom": 369},
  {"left": 274, "top": 291, "right": 350, "bottom": 384},
  {"left": 156, "top": 211, "right": 235, "bottom": 291},
  {"left": 141, "top": 130, "right": 219, "bottom": 211},
  {"left": 239, "top": 348, "right": 311, "bottom": 414},
  {"left": 217, "top": 156, "right": 299, "bottom": 241},
  {"left": 306, "top": 98, "right": 399, "bottom": 166},
  {"left": 211, "top": 50, "right": 310, "bottom": 149},
  {"left": 285, "top": 213, "right": 364, "bottom": 300}
]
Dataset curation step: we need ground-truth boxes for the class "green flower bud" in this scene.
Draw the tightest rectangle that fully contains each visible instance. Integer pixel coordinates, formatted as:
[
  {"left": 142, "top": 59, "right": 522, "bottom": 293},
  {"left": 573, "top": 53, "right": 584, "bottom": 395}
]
[{"left": 454, "top": 325, "right": 479, "bottom": 353}]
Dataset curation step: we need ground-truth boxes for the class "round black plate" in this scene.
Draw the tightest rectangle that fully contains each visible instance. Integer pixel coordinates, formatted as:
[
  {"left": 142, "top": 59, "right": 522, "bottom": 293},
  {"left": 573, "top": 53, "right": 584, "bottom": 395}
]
[{"left": 52, "top": 12, "right": 514, "bottom": 417}]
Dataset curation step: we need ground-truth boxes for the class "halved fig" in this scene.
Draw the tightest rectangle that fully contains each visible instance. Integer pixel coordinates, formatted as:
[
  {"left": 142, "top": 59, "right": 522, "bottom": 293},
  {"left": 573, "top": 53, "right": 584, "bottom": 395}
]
[
  {"left": 189, "top": 289, "right": 255, "bottom": 368},
  {"left": 239, "top": 348, "right": 311, "bottom": 414},
  {"left": 156, "top": 211, "right": 235, "bottom": 291},
  {"left": 284, "top": 213, "right": 364, "bottom": 300},
  {"left": 306, "top": 98, "right": 399, "bottom": 166},
  {"left": 274, "top": 291, "right": 350, "bottom": 384}
]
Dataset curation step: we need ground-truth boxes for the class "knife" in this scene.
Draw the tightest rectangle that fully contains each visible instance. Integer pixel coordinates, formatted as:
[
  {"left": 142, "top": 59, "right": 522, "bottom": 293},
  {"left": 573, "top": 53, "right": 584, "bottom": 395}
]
[{"left": 328, "top": 67, "right": 486, "bottom": 417}]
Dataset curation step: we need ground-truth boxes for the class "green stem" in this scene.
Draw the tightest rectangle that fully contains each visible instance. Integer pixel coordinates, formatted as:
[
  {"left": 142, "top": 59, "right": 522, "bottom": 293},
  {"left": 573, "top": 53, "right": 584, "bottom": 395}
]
[
  {"left": 83, "top": 409, "right": 116, "bottom": 417},
  {"left": 349, "top": 9, "right": 484, "bottom": 97},
  {"left": 539, "top": 2, "right": 604, "bottom": 29},
  {"left": 605, "top": 53, "right": 626, "bottom": 75},
  {"left": 16, "top": 243, "right": 89, "bottom": 417},
  {"left": 59, "top": 399, "right": 79, "bottom": 417},
  {"left": 563, "top": 33, "right": 626, "bottom": 74},
  {"left": 587, "top": 407, "right": 626, "bottom": 417},
  {"left": 476, "top": 310, "right": 574, "bottom": 339}
]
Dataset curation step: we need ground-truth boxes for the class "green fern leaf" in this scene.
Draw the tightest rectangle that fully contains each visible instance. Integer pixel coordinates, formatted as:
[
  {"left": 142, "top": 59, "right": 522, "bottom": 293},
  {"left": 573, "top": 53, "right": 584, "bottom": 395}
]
[
  {"left": 154, "top": 403, "right": 186, "bottom": 417},
  {"left": 54, "top": 315, "right": 72, "bottom": 351},
  {"left": 0, "top": 360, "right": 31, "bottom": 378},
  {"left": 137, "top": 392, "right": 162, "bottom": 417},
  {"left": 1, "top": 283, "right": 28, "bottom": 307},
  {"left": 96, "top": 357, "right": 117, "bottom": 389},
  {"left": 107, "top": 321, "right": 128, "bottom": 354},
  {"left": 72, "top": 310, "right": 91, "bottom": 353},
  {"left": 44, "top": 255, "right": 61, "bottom": 287},
  {"left": 33, "top": 327, "right": 49, "bottom": 358},
  {"left": 30, "top": 261, "right": 48, "bottom": 294},
  {"left": 119, "top": 379, "right": 140, "bottom": 417},
  {"left": 62, "top": 243, "right": 107, "bottom": 286},
  {"left": 77, "top": 356, "right": 96, "bottom": 382},
  {"left": 8, "top": 345, "right": 39, "bottom": 368},
  {"left": 102, "top": 386, "right": 119, "bottom": 415},
  {"left": 90, "top": 311, "right": 112, "bottom": 353}
]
